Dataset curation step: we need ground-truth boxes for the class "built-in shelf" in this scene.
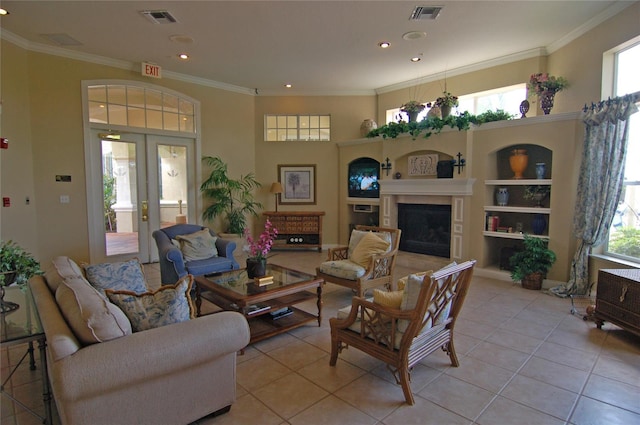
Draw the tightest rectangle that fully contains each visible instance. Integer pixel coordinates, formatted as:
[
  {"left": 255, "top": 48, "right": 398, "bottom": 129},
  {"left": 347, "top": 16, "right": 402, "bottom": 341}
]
[
  {"left": 484, "top": 206, "right": 551, "bottom": 214},
  {"left": 485, "top": 179, "right": 552, "bottom": 186},
  {"left": 483, "top": 231, "right": 549, "bottom": 240}
]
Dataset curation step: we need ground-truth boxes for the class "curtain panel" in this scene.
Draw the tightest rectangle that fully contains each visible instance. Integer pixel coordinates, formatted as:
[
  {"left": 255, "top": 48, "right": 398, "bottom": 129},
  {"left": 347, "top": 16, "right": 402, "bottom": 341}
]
[{"left": 551, "top": 94, "right": 638, "bottom": 296}]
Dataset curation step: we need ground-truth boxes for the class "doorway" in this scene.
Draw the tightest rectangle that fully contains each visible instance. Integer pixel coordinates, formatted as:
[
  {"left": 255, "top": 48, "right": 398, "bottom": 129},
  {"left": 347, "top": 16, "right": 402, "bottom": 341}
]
[{"left": 88, "top": 131, "right": 196, "bottom": 264}]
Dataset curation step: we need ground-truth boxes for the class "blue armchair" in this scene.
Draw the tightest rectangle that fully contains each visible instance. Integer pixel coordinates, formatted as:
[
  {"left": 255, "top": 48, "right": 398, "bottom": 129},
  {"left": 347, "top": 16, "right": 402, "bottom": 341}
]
[{"left": 153, "top": 224, "right": 240, "bottom": 284}]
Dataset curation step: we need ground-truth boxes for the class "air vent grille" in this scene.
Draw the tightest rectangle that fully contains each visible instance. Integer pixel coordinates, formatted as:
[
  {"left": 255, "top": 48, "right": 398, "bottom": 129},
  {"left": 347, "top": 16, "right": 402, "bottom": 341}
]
[
  {"left": 141, "top": 10, "right": 178, "bottom": 24},
  {"left": 409, "top": 6, "right": 442, "bottom": 20}
]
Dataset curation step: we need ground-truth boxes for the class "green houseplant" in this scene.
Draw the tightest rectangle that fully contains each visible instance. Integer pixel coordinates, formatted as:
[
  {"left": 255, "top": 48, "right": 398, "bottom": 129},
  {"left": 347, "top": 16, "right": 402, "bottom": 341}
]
[
  {"left": 200, "top": 156, "right": 263, "bottom": 235},
  {"left": 509, "top": 235, "right": 556, "bottom": 290},
  {"left": 1, "top": 240, "right": 43, "bottom": 287}
]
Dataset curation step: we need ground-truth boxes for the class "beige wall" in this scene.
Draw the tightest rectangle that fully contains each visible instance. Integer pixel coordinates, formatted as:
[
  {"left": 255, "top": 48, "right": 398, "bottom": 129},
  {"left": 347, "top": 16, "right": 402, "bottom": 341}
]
[{"left": 1, "top": 3, "right": 638, "bottom": 271}]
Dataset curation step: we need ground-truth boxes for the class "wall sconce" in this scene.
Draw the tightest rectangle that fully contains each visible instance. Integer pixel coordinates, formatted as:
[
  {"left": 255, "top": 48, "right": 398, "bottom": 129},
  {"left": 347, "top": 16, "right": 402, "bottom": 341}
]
[
  {"left": 454, "top": 152, "right": 466, "bottom": 174},
  {"left": 381, "top": 157, "right": 392, "bottom": 176},
  {"left": 270, "top": 182, "right": 283, "bottom": 212}
]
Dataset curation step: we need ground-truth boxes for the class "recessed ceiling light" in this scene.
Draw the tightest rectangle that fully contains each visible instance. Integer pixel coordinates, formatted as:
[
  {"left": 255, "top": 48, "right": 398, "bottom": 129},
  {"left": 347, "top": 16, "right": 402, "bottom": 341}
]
[
  {"left": 285, "top": 84, "right": 292, "bottom": 88},
  {"left": 0, "top": 8, "right": 9, "bottom": 15},
  {"left": 178, "top": 53, "right": 189, "bottom": 60},
  {"left": 411, "top": 56, "right": 422, "bottom": 62},
  {"left": 378, "top": 41, "right": 390, "bottom": 48}
]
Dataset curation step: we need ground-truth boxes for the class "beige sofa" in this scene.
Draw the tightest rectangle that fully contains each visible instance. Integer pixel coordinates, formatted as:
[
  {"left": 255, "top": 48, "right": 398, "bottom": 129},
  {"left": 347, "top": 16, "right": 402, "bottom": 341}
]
[{"left": 29, "top": 257, "right": 250, "bottom": 425}]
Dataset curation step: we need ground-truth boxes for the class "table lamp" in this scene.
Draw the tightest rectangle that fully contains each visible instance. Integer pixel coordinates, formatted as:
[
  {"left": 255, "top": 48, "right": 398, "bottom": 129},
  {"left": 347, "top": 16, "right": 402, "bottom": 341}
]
[{"left": 270, "top": 182, "right": 283, "bottom": 212}]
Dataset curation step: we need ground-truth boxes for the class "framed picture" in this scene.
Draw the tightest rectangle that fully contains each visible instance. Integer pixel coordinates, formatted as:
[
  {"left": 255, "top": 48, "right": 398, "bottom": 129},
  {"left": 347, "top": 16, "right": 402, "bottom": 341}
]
[
  {"left": 408, "top": 154, "right": 438, "bottom": 176},
  {"left": 278, "top": 164, "right": 316, "bottom": 205}
]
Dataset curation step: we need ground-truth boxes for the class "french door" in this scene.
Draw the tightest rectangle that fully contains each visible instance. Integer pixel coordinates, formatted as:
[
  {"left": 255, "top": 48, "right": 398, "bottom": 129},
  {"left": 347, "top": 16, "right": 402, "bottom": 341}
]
[{"left": 87, "top": 130, "right": 196, "bottom": 264}]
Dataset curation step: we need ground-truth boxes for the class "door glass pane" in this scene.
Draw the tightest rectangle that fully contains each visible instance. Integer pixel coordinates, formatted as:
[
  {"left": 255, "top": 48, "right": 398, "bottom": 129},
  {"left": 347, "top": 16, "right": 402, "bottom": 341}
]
[
  {"left": 158, "top": 145, "right": 188, "bottom": 227},
  {"left": 102, "top": 140, "right": 139, "bottom": 256}
]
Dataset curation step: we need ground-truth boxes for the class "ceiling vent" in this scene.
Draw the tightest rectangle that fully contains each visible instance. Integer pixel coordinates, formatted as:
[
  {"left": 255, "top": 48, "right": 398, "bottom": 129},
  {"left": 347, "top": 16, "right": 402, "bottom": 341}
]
[
  {"left": 40, "top": 33, "right": 83, "bottom": 46},
  {"left": 141, "top": 10, "right": 178, "bottom": 24},
  {"left": 409, "top": 6, "right": 442, "bottom": 20}
]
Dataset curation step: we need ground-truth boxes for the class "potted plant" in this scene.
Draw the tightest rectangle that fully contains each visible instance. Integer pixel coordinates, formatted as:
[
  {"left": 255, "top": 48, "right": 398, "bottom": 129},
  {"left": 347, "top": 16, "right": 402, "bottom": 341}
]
[
  {"left": 527, "top": 73, "right": 568, "bottom": 114},
  {"left": 1, "top": 240, "right": 43, "bottom": 312},
  {"left": 524, "top": 185, "right": 551, "bottom": 207},
  {"left": 200, "top": 156, "right": 263, "bottom": 236},
  {"left": 400, "top": 100, "right": 426, "bottom": 122},
  {"left": 434, "top": 91, "right": 459, "bottom": 118},
  {"left": 509, "top": 235, "right": 556, "bottom": 290},
  {"left": 244, "top": 219, "right": 278, "bottom": 278}
]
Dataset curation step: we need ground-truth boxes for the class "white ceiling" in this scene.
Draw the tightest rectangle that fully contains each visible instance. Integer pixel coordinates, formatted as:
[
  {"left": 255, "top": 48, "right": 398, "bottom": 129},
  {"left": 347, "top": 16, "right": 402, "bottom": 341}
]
[{"left": 1, "top": 1, "right": 634, "bottom": 95}]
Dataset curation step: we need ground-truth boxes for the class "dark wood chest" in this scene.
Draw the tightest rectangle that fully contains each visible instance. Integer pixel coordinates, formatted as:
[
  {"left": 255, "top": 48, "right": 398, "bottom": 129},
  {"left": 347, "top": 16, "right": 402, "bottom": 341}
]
[{"left": 595, "top": 268, "right": 640, "bottom": 337}]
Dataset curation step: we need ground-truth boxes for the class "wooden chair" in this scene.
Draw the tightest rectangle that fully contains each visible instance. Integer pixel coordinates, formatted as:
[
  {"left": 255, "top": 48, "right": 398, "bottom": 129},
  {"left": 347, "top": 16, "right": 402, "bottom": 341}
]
[
  {"left": 316, "top": 225, "right": 401, "bottom": 297},
  {"left": 329, "top": 260, "right": 476, "bottom": 405}
]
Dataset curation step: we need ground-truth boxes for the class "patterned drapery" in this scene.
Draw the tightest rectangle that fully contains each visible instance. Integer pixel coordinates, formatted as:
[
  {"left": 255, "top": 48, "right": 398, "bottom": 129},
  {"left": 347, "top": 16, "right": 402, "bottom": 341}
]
[{"left": 551, "top": 94, "right": 638, "bottom": 296}]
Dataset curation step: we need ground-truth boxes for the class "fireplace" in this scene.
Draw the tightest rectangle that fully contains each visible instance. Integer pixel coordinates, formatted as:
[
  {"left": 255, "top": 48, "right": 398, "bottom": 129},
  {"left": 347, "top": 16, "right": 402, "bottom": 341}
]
[{"left": 398, "top": 203, "right": 451, "bottom": 258}]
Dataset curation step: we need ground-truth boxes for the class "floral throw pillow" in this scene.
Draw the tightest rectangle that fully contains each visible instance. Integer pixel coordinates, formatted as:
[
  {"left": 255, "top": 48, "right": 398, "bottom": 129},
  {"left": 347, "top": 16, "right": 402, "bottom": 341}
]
[
  {"left": 175, "top": 229, "right": 218, "bottom": 262},
  {"left": 83, "top": 258, "right": 148, "bottom": 296},
  {"left": 105, "top": 275, "right": 194, "bottom": 332}
]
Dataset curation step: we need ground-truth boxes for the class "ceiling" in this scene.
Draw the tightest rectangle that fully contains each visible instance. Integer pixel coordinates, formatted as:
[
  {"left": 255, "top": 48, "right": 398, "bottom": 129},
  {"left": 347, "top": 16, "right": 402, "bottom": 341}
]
[{"left": 1, "top": 1, "right": 634, "bottom": 95}]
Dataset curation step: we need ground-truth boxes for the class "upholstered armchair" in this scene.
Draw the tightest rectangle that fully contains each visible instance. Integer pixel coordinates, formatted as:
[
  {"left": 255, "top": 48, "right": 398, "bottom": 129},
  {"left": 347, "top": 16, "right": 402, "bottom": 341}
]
[
  {"left": 316, "top": 225, "right": 401, "bottom": 297},
  {"left": 153, "top": 224, "right": 239, "bottom": 284},
  {"left": 329, "top": 260, "right": 476, "bottom": 405}
]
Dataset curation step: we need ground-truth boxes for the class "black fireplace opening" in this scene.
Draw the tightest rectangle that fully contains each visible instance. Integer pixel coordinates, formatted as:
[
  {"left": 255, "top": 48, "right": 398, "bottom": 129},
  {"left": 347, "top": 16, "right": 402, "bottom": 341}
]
[{"left": 398, "top": 203, "right": 451, "bottom": 258}]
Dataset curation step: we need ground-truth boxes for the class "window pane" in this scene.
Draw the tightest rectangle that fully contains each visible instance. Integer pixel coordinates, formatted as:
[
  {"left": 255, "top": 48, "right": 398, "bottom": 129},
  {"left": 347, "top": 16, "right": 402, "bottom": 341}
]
[
  {"left": 607, "top": 41, "right": 640, "bottom": 261},
  {"left": 146, "top": 89, "right": 163, "bottom": 110},
  {"left": 299, "top": 116, "right": 309, "bottom": 128},
  {"left": 163, "top": 112, "right": 180, "bottom": 131},
  {"left": 286, "top": 129, "right": 297, "bottom": 140},
  {"left": 179, "top": 98, "right": 194, "bottom": 115},
  {"left": 88, "top": 85, "right": 106, "bottom": 102},
  {"left": 146, "top": 109, "right": 163, "bottom": 129},
  {"left": 163, "top": 94, "right": 179, "bottom": 113},
  {"left": 287, "top": 116, "right": 297, "bottom": 128},
  {"left": 277, "top": 129, "right": 287, "bottom": 141},
  {"left": 127, "top": 87, "right": 145, "bottom": 108},
  {"left": 266, "top": 129, "right": 278, "bottom": 141},
  {"left": 89, "top": 101, "right": 108, "bottom": 123},
  {"left": 180, "top": 115, "right": 194, "bottom": 133},
  {"left": 308, "top": 129, "right": 320, "bottom": 140},
  {"left": 127, "top": 107, "right": 145, "bottom": 128},
  {"left": 107, "top": 85, "right": 127, "bottom": 105},
  {"left": 108, "top": 104, "right": 127, "bottom": 125},
  {"left": 277, "top": 116, "right": 287, "bottom": 128},
  {"left": 309, "top": 115, "right": 320, "bottom": 128},
  {"left": 320, "top": 116, "right": 330, "bottom": 128},
  {"left": 266, "top": 116, "right": 277, "bottom": 128},
  {"left": 319, "top": 128, "right": 331, "bottom": 140}
]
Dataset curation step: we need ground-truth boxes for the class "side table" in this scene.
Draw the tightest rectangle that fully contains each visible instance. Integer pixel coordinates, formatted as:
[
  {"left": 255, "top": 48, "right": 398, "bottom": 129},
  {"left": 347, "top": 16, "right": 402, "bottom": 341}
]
[
  {"left": 595, "top": 268, "right": 640, "bottom": 337},
  {"left": 1, "top": 286, "right": 52, "bottom": 425}
]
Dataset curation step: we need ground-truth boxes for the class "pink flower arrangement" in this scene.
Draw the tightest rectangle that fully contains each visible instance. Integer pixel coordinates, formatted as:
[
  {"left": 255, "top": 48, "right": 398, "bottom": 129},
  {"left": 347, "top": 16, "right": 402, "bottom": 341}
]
[
  {"left": 244, "top": 220, "right": 278, "bottom": 260},
  {"left": 527, "top": 73, "right": 569, "bottom": 97}
]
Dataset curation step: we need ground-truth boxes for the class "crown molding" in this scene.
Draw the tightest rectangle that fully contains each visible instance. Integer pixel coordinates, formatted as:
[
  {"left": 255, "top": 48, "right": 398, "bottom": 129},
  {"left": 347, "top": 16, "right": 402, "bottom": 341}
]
[
  {"left": 547, "top": 1, "right": 637, "bottom": 53},
  {"left": 1, "top": 29, "right": 255, "bottom": 96}
]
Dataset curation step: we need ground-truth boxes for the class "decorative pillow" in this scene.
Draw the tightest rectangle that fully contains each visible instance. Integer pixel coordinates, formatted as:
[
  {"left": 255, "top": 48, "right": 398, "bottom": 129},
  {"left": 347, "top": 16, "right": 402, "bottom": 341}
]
[
  {"left": 397, "top": 270, "right": 433, "bottom": 291},
  {"left": 176, "top": 229, "right": 218, "bottom": 262},
  {"left": 347, "top": 230, "right": 392, "bottom": 258},
  {"left": 398, "top": 273, "right": 431, "bottom": 333},
  {"left": 318, "top": 260, "right": 366, "bottom": 280},
  {"left": 350, "top": 232, "right": 391, "bottom": 267},
  {"left": 373, "top": 289, "right": 404, "bottom": 309},
  {"left": 56, "top": 275, "right": 132, "bottom": 345},
  {"left": 83, "top": 259, "right": 148, "bottom": 295},
  {"left": 106, "top": 275, "right": 194, "bottom": 332},
  {"left": 45, "top": 256, "right": 85, "bottom": 293}
]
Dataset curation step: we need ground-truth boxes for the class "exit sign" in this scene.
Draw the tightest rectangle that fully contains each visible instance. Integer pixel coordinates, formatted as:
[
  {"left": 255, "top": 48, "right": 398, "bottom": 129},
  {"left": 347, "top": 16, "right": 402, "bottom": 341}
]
[{"left": 142, "top": 62, "right": 162, "bottom": 79}]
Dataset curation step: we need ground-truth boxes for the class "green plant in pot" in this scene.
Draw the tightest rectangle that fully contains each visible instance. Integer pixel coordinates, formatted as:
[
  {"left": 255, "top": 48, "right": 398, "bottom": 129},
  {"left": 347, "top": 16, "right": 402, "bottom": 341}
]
[
  {"left": 1, "top": 240, "right": 43, "bottom": 312},
  {"left": 200, "top": 156, "right": 263, "bottom": 235},
  {"left": 509, "top": 235, "right": 556, "bottom": 290}
]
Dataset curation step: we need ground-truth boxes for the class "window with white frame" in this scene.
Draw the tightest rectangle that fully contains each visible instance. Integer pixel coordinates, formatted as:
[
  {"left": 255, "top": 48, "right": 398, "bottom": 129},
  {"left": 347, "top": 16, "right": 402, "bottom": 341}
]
[
  {"left": 265, "top": 114, "right": 331, "bottom": 141},
  {"left": 605, "top": 41, "right": 640, "bottom": 262},
  {"left": 87, "top": 84, "right": 196, "bottom": 133},
  {"left": 385, "top": 84, "right": 526, "bottom": 124}
]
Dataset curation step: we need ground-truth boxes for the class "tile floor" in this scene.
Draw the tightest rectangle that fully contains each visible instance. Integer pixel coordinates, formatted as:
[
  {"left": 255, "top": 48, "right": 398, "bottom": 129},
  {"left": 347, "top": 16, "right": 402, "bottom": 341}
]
[{"left": 1, "top": 251, "right": 639, "bottom": 425}]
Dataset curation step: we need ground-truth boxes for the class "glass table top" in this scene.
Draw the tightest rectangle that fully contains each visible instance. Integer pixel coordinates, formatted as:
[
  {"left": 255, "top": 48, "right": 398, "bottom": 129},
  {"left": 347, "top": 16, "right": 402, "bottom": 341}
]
[
  {"left": 1, "top": 286, "right": 44, "bottom": 344},
  {"left": 204, "top": 263, "right": 318, "bottom": 297}
]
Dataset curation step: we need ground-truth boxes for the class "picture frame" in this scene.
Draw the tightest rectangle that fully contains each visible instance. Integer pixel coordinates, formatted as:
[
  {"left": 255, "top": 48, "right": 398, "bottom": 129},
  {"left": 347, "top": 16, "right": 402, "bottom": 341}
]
[
  {"left": 408, "top": 154, "right": 438, "bottom": 176},
  {"left": 278, "top": 164, "right": 316, "bottom": 205}
]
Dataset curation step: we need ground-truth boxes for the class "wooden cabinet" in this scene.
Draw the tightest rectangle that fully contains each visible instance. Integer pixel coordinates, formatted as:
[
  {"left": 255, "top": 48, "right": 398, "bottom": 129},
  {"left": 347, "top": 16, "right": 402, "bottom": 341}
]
[
  {"left": 595, "top": 269, "right": 640, "bottom": 337},
  {"left": 264, "top": 211, "right": 325, "bottom": 252}
]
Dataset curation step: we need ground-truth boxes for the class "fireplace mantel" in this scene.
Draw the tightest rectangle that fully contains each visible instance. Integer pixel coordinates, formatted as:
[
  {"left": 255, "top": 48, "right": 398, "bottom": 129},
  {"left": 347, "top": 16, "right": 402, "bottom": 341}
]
[{"left": 379, "top": 179, "right": 476, "bottom": 196}]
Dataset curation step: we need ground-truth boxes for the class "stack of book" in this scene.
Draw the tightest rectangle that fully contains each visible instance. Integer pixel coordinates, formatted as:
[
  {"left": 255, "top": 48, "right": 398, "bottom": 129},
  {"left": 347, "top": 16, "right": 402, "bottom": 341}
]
[{"left": 254, "top": 275, "right": 274, "bottom": 286}]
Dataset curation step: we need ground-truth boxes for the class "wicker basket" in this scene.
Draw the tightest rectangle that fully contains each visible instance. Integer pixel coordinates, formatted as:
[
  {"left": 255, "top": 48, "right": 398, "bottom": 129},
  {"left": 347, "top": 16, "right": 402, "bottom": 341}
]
[{"left": 521, "top": 272, "right": 543, "bottom": 290}]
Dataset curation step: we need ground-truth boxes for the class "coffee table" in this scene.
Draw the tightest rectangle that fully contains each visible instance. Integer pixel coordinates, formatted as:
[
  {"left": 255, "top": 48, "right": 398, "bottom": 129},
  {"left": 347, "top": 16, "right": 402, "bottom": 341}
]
[{"left": 194, "top": 264, "right": 324, "bottom": 344}]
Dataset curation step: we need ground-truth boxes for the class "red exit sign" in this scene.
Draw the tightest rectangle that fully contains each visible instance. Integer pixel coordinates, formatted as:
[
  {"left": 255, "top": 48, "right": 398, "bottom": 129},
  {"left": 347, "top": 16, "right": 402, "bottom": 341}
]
[{"left": 141, "top": 62, "right": 162, "bottom": 79}]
